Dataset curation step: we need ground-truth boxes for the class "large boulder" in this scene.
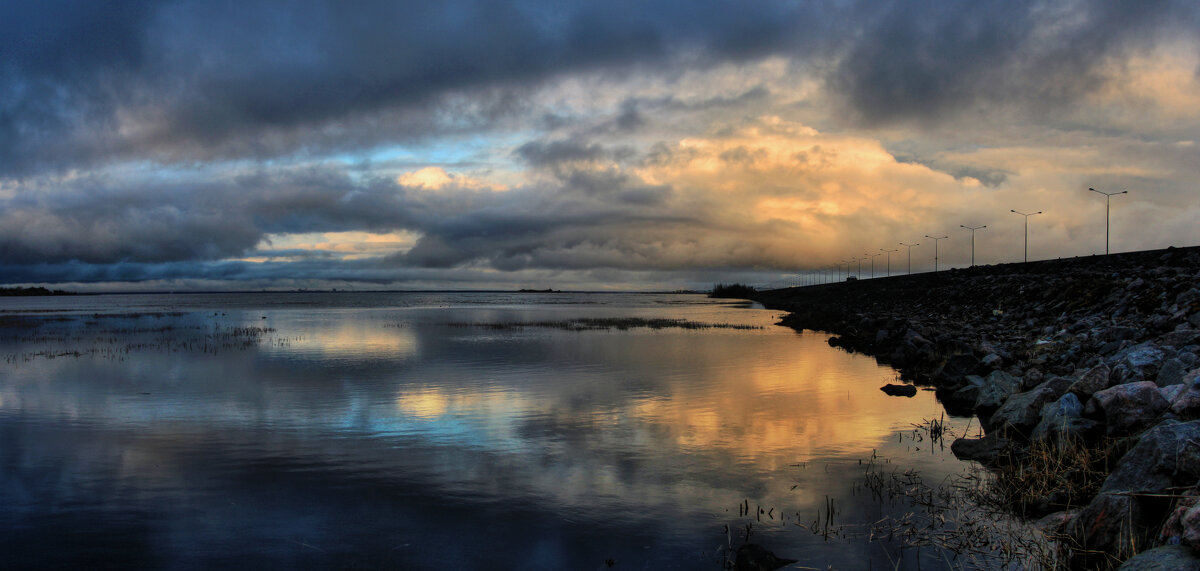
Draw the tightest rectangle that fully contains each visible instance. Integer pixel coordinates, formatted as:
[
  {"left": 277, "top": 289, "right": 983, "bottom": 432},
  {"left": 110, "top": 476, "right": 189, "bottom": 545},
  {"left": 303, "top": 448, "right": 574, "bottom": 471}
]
[
  {"left": 950, "top": 433, "right": 1012, "bottom": 465},
  {"left": 1068, "top": 421, "right": 1200, "bottom": 565},
  {"left": 1068, "top": 492, "right": 1147, "bottom": 567},
  {"left": 1161, "top": 496, "right": 1200, "bottom": 551},
  {"left": 1159, "top": 328, "right": 1200, "bottom": 349},
  {"left": 1168, "top": 370, "right": 1200, "bottom": 420},
  {"left": 938, "top": 375, "right": 984, "bottom": 416},
  {"left": 1156, "top": 358, "right": 1189, "bottom": 387},
  {"left": 1085, "top": 381, "right": 1170, "bottom": 436},
  {"left": 975, "top": 370, "right": 1023, "bottom": 420},
  {"left": 1069, "top": 364, "right": 1113, "bottom": 399},
  {"left": 1102, "top": 420, "right": 1200, "bottom": 495},
  {"left": 989, "top": 377, "right": 1074, "bottom": 438},
  {"left": 1117, "top": 545, "right": 1200, "bottom": 570},
  {"left": 1031, "top": 393, "right": 1100, "bottom": 443}
]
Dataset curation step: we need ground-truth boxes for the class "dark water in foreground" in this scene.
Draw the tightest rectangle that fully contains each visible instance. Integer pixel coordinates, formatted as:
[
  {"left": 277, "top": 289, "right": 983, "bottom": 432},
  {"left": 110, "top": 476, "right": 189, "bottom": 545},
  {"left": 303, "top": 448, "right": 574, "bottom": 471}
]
[{"left": 0, "top": 292, "right": 1003, "bottom": 569}]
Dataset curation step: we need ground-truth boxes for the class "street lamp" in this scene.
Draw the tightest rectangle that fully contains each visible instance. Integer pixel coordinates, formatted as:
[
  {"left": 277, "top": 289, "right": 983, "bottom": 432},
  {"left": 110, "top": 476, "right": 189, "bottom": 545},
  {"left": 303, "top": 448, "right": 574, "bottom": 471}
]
[
  {"left": 1088, "top": 188, "right": 1128, "bottom": 255},
  {"left": 899, "top": 242, "right": 919, "bottom": 274},
  {"left": 880, "top": 248, "right": 898, "bottom": 277},
  {"left": 865, "top": 252, "right": 882, "bottom": 279},
  {"left": 1010, "top": 209, "right": 1042, "bottom": 263},
  {"left": 959, "top": 224, "right": 987, "bottom": 267},
  {"left": 925, "top": 235, "right": 948, "bottom": 273}
]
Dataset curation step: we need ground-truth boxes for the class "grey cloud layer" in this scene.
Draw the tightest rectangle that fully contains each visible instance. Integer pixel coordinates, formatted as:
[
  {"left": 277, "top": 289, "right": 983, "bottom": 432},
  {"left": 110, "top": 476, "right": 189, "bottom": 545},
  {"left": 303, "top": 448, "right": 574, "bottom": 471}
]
[
  {"left": 7, "top": 1, "right": 1196, "bottom": 175},
  {"left": 1, "top": 0, "right": 820, "bottom": 175},
  {"left": 4, "top": 1, "right": 1200, "bottom": 287}
]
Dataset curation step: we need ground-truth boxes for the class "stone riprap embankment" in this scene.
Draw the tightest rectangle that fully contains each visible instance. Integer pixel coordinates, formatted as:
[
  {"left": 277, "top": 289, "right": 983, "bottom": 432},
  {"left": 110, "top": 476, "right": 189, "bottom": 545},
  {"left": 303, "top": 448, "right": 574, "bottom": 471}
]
[{"left": 753, "top": 245, "right": 1200, "bottom": 568}]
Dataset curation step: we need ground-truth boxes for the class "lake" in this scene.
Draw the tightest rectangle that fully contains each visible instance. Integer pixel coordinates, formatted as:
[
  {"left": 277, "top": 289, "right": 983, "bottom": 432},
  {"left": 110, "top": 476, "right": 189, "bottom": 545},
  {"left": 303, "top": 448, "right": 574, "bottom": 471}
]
[{"left": 0, "top": 292, "right": 1015, "bottom": 569}]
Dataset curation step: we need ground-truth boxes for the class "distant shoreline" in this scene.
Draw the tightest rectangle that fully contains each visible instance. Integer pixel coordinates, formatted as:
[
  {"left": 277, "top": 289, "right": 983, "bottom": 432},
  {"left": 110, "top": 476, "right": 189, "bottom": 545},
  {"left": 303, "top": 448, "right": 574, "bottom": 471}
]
[{"left": 0, "top": 287, "right": 76, "bottom": 297}]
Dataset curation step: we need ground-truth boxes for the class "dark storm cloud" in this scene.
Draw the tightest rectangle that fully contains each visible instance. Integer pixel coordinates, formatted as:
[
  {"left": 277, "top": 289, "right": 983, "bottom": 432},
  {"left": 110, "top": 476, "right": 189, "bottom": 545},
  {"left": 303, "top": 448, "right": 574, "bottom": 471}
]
[
  {"left": 829, "top": 0, "right": 1198, "bottom": 125},
  {"left": 1, "top": 0, "right": 823, "bottom": 176},
  {"left": 6, "top": 0, "right": 1196, "bottom": 175}
]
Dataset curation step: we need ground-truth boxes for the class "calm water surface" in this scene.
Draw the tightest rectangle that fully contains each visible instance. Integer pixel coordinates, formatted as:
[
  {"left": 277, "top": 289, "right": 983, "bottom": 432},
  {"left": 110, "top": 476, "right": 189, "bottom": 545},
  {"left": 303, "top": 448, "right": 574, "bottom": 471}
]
[{"left": 0, "top": 293, "right": 993, "bottom": 569}]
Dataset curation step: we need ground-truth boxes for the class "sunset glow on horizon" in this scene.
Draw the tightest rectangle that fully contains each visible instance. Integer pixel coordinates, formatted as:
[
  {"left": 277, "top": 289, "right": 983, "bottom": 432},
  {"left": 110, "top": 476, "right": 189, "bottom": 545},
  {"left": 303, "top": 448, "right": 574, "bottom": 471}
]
[{"left": 3, "top": 1, "right": 1199, "bottom": 291}]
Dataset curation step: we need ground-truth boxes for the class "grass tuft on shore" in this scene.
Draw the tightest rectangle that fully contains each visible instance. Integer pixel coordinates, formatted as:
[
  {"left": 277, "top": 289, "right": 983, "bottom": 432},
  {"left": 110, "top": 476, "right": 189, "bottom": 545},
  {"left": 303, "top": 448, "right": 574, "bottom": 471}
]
[{"left": 971, "top": 435, "right": 1119, "bottom": 519}]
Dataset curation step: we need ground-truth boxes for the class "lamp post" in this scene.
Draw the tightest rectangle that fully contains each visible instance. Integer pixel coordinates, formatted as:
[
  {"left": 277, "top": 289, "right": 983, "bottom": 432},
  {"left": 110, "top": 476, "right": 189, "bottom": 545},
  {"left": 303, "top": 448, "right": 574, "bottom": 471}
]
[
  {"left": 899, "top": 242, "right": 919, "bottom": 274},
  {"left": 865, "top": 252, "right": 882, "bottom": 279},
  {"left": 959, "top": 224, "right": 987, "bottom": 267},
  {"left": 925, "top": 235, "right": 948, "bottom": 273},
  {"left": 880, "top": 248, "right": 898, "bottom": 277},
  {"left": 1088, "top": 188, "right": 1128, "bottom": 255},
  {"left": 1010, "top": 209, "right": 1042, "bottom": 263}
]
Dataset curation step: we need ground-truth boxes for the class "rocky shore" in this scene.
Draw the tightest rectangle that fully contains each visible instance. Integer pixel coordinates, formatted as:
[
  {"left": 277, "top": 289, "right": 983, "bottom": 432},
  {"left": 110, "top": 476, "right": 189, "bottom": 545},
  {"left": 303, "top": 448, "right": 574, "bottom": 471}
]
[{"left": 754, "top": 245, "right": 1200, "bottom": 569}]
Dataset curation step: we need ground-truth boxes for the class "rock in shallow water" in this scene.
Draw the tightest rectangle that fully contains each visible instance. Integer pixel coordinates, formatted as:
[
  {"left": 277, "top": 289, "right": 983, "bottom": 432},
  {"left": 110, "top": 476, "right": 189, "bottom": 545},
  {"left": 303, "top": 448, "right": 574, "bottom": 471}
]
[
  {"left": 880, "top": 383, "right": 917, "bottom": 397},
  {"left": 950, "top": 433, "right": 1011, "bottom": 464}
]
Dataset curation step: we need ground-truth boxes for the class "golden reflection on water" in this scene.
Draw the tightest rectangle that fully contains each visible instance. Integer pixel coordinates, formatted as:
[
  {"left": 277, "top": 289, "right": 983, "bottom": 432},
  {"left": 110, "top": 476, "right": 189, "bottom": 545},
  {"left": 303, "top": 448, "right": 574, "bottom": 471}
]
[
  {"left": 0, "top": 297, "right": 979, "bottom": 569},
  {"left": 277, "top": 319, "right": 419, "bottom": 360}
]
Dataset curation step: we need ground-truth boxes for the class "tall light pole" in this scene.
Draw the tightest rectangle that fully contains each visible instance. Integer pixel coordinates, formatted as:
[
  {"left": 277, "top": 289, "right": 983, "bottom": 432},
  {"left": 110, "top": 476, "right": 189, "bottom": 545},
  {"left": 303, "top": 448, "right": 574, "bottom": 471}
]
[
  {"left": 925, "top": 235, "right": 948, "bottom": 273},
  {"left": 959, "top": 224, "right": 987, "bottom": 267},
  {"left": 1088, "top": 188, "right": 1127, "bottom": 255},
  {"left": 880, "top": 248, "right": 898, "bottom": 277},
  {"left": 899, "top": 242, "right": 919, "bottom": 274},
  {"left": 865, "top": 252, "right": 881, "bottom": 279},
  {"left": 1010, "top": 209, "right": 1042, "bottom": 263}
]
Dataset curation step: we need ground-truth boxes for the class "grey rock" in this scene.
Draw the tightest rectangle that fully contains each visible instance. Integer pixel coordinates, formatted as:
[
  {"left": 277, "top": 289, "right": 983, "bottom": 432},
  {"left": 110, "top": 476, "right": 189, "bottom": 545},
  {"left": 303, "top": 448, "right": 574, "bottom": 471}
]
[
  {"left": 1069, "top": 364, "right": 1113, "bottom": 398},
  {"left": 1085, "top": 381, "right": 1170, "bottom": 436},
  {"left": 975, "top": 370, "right": 1023, "bottom": 416},
  {"left": 1069, "top": 492, "right": 1146, "bottom": 566},
  {"left": 1168, "top": 370, "right": 1200, "bottom": 420},
  {"left": 990, "top": 377, "right": 1074, "bottom": 437},
  {"left": 1157, "top": 358, "right": 1189, "bottom": 387},
  {"left": 950, "top": 433, "right": 1012, "bottom": 465},
  {"left": 981, "top": 353, "right": 1003, "bottom": 369},
  {"left": 1161, "top": 498, "right": 1200, "bottom": 551},
  {"left": 1117, "top": 545, "right": 1200, "bottom": 570},
  {"left": 1112, "top": 343, "right": 1166, "bottom": 371},
  {"left": 1111, "top": 363, "right": 1147, "bottom": 386},
  {"left": 1160, "top": 329, "right": 1200, "bottom": 349},
  {"left": 1160, "top": 384, "right": 1186, "bottom": 404},
  {"left": 1101, "top": 419, "right": 1200, "bottom": 494},
  {"left": 903, "top": 328, "right": 930, "bottom": 347},
  {"left": 1032, "top": 393, "right": 1099, "bottom": 443},
  {"left": 1107, "top": 326, "right": 1139, "bottom": 342},
  {"left": 1033, "top": 511, "right": 1074, "bottom": 536}
]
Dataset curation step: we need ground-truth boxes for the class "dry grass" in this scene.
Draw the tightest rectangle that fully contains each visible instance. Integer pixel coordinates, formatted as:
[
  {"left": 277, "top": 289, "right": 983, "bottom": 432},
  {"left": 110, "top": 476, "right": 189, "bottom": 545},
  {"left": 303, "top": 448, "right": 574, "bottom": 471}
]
[{"left": 970, "top": 434, "right": 1120, "bottom": 519}]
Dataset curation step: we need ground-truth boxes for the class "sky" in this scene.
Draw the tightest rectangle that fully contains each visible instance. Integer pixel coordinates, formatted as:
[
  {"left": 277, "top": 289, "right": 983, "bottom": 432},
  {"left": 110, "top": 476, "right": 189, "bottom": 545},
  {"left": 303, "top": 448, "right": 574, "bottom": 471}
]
[{"left": 3, "top": 0, "right": 1199, "bottom": 292}]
